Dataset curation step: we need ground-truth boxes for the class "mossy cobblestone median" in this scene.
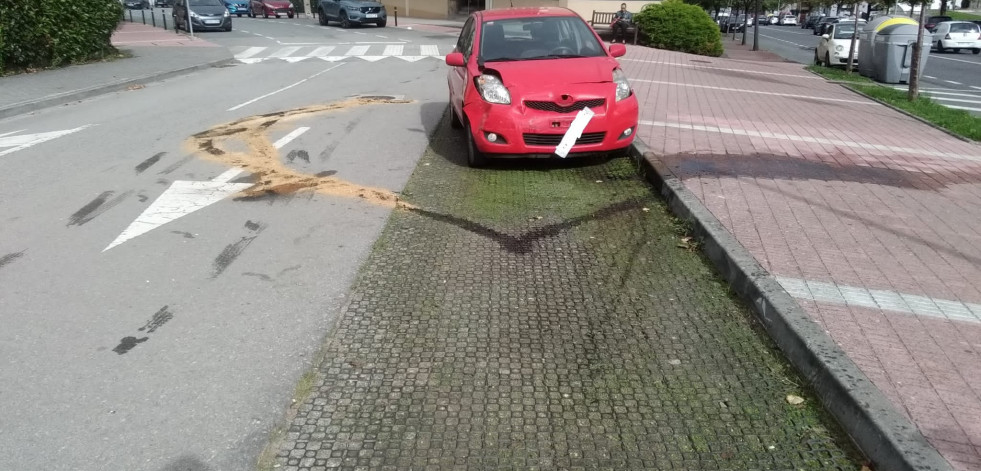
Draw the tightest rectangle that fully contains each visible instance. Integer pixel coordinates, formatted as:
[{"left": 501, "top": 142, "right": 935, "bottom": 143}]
[{"left": 269, "top": 115, "right": 863, "bottom": 470}]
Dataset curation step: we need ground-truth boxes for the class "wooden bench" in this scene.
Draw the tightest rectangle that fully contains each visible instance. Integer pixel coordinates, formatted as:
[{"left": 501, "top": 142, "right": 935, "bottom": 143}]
[{"left": 590, "top": 10, "right": 639, "bottom": 45}]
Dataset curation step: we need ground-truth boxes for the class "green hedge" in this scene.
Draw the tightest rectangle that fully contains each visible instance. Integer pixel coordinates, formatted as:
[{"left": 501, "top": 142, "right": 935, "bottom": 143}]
[
  {"left": 633, "top": 0, "right": 723, "bottom": 57},
  {"left": 0, "top": 0, "right": 123, "bottom": 73}
]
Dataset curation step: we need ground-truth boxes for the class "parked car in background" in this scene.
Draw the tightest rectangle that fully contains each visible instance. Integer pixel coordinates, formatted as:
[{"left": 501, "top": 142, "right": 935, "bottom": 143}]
[
  {"left": 224, "top": 0, "right": 249, "bottom": 16},
  {"left": 778, "top": 14, "right": 797, "bottom": 26},
  {"left": 925, "top": 15, "right": 953, "bottom": 31},
  {"left": 757, "top": 15, "right": 769, "bottom": 26},
  {"left": 444, "top": 7, "right": 638, "bottom": 167},
  {"left": 815, "top": 21, "right": 861, "bottom": 67},
  {"left": 155, "top": 0, "right": 173, "bottom": 6},
  {"left": 173, "top": 0, "right": 232, "bottom": 31},
  {"left": 249, "top": 0, "right": 295, "bottom": 18},
  {"left": 317, "top": 0, "right": 386, "bottom": 27},
  {"left": 769, "top": 15, "right": 780, "bottom": 25},
  {"left": 803, "top": 14, "right": 824, "bottom": 29},
  {"left": 931, "top": 21, "right": 981, "bottom": 53},
  {"left": 813, "top": 15, "right": 838, "bottom": 35},
  {"left": 124, "top": 0, "right": 150, "bottom": 9}
]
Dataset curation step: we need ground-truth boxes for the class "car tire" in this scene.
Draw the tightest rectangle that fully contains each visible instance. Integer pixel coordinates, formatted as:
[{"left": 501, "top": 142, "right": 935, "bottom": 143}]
[
  {"left": 465, "top": 123, "right": 487, "bottom": 168},
  {"left": 937, "top": 40, "right": 945, "bottom": 52},
  {"left": 263, "top": 8, "right": 269, "bottom": 17},
  {"left": 974, "top": 48, "right": 981, "bottom": 54},
  {"left": 954, "top": 48, "right": 961, "bottom": 53},
  {"left": 449, "top": 105, "right": 463, "bottom": 129},
  {"left": 248, "top": 7, "right": 254, "bottom": 17},
  {"left": 288, "top": 13, "right": 294, "bottom": 18},
  {"left": 340, "top": 11, "right": 351, "bottom": 28},
  {"left": 236, "top": 13, "right": 242, "bottom": 17},
  {"left": 225, "top": 23, "right": 232, "bottom": 31},
  {"left": 275, "top": 13, "right": 280, "bottom": 18},
  {"left": 318, "top": 9, "right": 328, "bottom": 25}
]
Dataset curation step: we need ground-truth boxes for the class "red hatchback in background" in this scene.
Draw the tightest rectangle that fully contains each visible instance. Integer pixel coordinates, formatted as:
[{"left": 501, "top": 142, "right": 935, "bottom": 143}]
[
  {"left": 248, "top": 0, "right": 295, "bottom": 18},
  {"left": 445, "top": 7, "right": 639, "bottom": 167}
]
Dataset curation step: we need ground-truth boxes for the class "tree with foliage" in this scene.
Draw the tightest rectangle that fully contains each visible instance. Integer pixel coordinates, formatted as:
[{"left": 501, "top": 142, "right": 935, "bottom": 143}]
[
  {"left": 633, "top": 0, "right": 724, "bottom": 56},
  {"left": 0, "top": 0, "right": 122, "bottom": 74}
]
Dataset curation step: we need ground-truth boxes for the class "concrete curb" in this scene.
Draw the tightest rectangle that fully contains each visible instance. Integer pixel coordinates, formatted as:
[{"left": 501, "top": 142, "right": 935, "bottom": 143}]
[
  {"left": 0, "top": 56, "right": 233, "bottom": 121},
  {"left": 628, "top": 138, "right": 954, "bottom": 471}
]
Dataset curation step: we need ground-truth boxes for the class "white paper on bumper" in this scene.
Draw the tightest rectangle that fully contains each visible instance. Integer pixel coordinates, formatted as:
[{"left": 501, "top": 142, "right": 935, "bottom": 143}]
[{"left": 554, "top": 107, "right": 595, "bottom": 158}]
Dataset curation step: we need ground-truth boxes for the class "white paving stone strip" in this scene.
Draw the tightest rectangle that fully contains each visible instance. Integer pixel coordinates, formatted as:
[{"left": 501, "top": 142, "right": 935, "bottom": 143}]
[
  {"left": 639, "top": 120, "right": 981, "bottom": 163},
  {"left": 630, "top": 79, "right": 873, "bottom": 104},
  {"left": 620, "top": 58, "right": 822, "bottom": 80},
  {"left": 776, "top": 276, "right": 981, "bottom": 324}
]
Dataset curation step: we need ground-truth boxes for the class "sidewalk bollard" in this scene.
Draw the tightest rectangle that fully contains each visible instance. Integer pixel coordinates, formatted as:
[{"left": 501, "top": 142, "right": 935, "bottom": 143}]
[
  {"left": 129, "top": 9, "right": 133, "bottom": 21},
  {"left": 394, "top": 6, "right": 397, "bottom": 26},
  {"left": 141, "top": 9, "right": 146, "bottom": 24},
  {"left": 163, "top": 14, "right": 167, "bottom": 30},
  {"left": 152, "top": 10, "right": 157, "bottom": 27}
]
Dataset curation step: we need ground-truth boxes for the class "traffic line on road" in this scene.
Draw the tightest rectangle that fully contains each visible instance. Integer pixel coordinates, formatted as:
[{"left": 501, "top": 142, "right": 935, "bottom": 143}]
[
  {"left": 640, "top": 120, "right": 981, "bottom": 162},
  {"left": 104, "top": 126, "right": 310, "bottom": 252},
  {"left": 0, "top": 125, "right": 94, "bottom": 158},
  {"left": 945, "top": 80, "right": 964, "bottom": 85},
  {"left": 630, "top": 79, "right": 872, "bottom": 104},
  {"left": 778, "top": 276, "right": 981, "bottom": 324},
  {"left": 228, "top": 63, "right": 345, "bottom": 111},
  {"left": 930, "top": 54, "right": 981, "bottom": 65}
]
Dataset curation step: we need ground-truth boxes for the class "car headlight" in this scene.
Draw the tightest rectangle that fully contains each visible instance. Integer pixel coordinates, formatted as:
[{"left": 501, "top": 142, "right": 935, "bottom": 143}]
[
  {"left": 476, "top": 75, "right": 510, "bottom": 105},
  {"left": 835, "top": 45, "right": 844, "bottom": 52},
  {"left": 613, "top": 68, "right": 631, "bottom": 102},
  {"left": 190, "top": 11, "right": 200, "bottom": 18},
  {"left": 224, "top": 9, "right": 230, "bottom": 16}
]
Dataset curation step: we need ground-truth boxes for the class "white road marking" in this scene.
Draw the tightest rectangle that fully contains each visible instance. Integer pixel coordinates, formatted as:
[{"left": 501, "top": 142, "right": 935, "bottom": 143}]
[
  {"left": 382, "top": 44, "right": 403, "bottom": 55},
  {"left": 620, "top": 58, "right": 822, "bottom": 79},
  {"left": 0, "top": 130, "right": 24, "bottom": 138},
  {"left": 421, "top": 44, "right": 440, "bottom": 56},
  {"left": 972, "top": 85, "right": 981, "bottom": 90},
  {"left": 777, "top": 277, "right": 981, "bottom": 324},
  {"left": 234, "top": 46, "right": 266, "bottom": 59},
  {"left": 931, "top": 54, "right": 981, "bottom": 65},
  {"left": 630, "top": 79, "right": 873, "bottom": 104},
  {"left": 0, "top": 125, "right": 93, "bottom": 158},
  {"left": 397, "top": 37, "right": 412, "bottom": 42},
  {"left": 944, "top": 104, "right": 981, "bottom": 112},
  {"left": 269, "top": 46, "right": 302, "bottom": 58},
  {"left": 945, "top": 80, "right": 964, "bottom": 85},
  {"left": 395, "top": 56, "right": 427, "bottom": 62},
  {"left": 376, "top": 35, "right": 388, "bottom": 38},
  {"left": 924, "top": 75, "right": 937, "bottom": 79},
  {"left": 104, "top": 126, "right": 310, "bottom": 252},
  {"left": 352, "top": 31, "right": 368, "bottom": 35},
  {"left": 758, "top": 33, "right": 810, "bottom": 49},
  {"left": 344, "top": 45, "right": 370, "bottom": 55},
  {"left": 307, "top": 46, "right": 336, "bottom": 56},
  {"left": 640, "top": 120, "right": 981, "bottom": 162},
  {"left": 228, "top": 63, "right": 345, "bottom": 111}
]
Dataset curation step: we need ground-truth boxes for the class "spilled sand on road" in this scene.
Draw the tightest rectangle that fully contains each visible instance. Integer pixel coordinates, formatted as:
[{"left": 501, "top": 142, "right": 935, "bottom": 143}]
[{"left": 184, "top": 96, "right": 415, "bottom": 209}]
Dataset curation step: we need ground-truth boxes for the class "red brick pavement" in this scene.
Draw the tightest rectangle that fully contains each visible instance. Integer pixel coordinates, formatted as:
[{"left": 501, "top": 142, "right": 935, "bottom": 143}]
[{"left": 619, "top": 41, "right": 981, "bottom": 470}]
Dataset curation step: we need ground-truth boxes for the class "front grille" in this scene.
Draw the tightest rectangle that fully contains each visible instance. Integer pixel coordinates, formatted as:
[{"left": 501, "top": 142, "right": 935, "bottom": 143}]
[
  {"left": 525, "top": 99, "right": 605, "bottom": 113},
  {"left": 360, "top": 6, "right": 380, "bottom": 12},
  {"left": 523, "top": 132, "right": 606, "bottom": 146}
]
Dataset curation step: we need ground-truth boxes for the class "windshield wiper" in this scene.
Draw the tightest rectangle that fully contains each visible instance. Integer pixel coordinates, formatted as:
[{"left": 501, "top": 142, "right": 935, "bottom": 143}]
[{"left": 483, "top": 57, "right": 524, "bottom": 62}]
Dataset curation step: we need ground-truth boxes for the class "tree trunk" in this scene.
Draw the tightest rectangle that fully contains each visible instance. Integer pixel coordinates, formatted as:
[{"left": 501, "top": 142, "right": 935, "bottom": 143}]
[{"left": 940, "top": 0, "right": 948, "bottom": 15}]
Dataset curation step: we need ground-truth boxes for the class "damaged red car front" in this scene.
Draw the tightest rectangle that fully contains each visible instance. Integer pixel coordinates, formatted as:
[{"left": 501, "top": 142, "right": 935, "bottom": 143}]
[{"left": 445, "top": 7, "right": 639, "bottom": 167}]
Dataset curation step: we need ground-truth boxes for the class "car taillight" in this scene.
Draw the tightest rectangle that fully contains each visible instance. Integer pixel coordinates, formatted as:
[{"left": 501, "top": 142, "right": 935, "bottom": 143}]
[{"left": 945, "top": 33, "right": 951, "bottom": 40}]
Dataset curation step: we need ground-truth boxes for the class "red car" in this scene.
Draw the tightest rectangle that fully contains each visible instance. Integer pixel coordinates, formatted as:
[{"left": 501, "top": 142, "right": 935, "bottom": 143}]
[
  {"left": 445, "top": 7, "right": 638, "bottom": 167},
  {"left": 248, "top": 0, "right": 295, "bottom": 18}
]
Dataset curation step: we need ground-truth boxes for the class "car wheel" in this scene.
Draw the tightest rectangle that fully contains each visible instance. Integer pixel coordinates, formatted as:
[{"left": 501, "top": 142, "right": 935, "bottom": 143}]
[
  {"left": 954, "top": 48, "right": 961, "bottom": 53},
  {"left": 248, "top": 7, "right": 254, "bottom": 17},
  {"left": 275, "top": 13, "right": 280, "bottom": 18},
  {"left": 224, "top": 23, "right": 232, "bottom": 31},
  {"left": 937, "top": 40, "right": 945, "bottom": 52},
  {"left": 377, "top": 19, "right": 386, "bottom": 27},
  {"left": 340, "top": 11, "right": 351, "bottom": 28},
  {"left": 973, "top": 48, "right": 981, "bottom": 54},
  {"left": 263, "top": 8, "right": 268, "bottom": 17},
  {"left": 236, "top": 13, "right": 242, "bottom": 17},
  {"left": 288, "top": 12, "right": 294, "bottom": 18},
  {"left": 318, "top": 9, "right": 327, "bottom": 25},
  {"left": 465, "top": 123, "right": 487, "bottom": 168}
]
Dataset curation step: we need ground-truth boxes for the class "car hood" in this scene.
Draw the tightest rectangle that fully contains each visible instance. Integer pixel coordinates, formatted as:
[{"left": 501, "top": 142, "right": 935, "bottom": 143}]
[
  {"left": 260, "top": 0, "right": 293, "bottom": 6},
  {"left": 340, "top": 0, "right": 385, "bottom": 6},
  {"left": 191, "top": 5, "right": 227, "bottom": 13},
  {"left": 484, "top": 57, "right": 618, "bottom": 93}
]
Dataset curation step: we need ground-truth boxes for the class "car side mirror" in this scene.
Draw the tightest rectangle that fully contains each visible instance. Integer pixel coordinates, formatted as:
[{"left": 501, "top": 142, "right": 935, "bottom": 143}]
[
  {"left": 609, "top": 43, "right": 626, "bottom": 57},
  {"left": 821, "top": 34, "right": 830, "bottom": 39},
  {"left": 445, "top": 52, "right": 465, "bottom": 67}
]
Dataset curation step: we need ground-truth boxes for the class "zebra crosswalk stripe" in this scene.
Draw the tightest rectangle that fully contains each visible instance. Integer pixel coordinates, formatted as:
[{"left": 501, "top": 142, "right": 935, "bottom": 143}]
[
  {"left": 231, "top": 45, "right": 444, "bottom": 63},
  {"left": 344, "top": 45, "right": 371, "bottom": 55},
  {"left": 420, "top": 45, "right": 439, "bottom": 56},
  {"left": 307, "top": 46, "right": 336, "bottom": 57},
  {"left": 270, "top": 46, "right": 303, "bottom": 58},
  {"left": 383, "top": 45, "right": 404, "bottom": 56},
  {"left": 235, "top": 46, "right": 267, "bottom": 59}
]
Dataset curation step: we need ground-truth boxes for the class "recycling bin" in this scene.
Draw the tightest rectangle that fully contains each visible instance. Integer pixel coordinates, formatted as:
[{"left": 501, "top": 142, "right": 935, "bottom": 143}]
[
  {"left": 872, "top": 23, "right": 932, "bottom": 83},
  {"left": 858, "top": 15, "right": 918, "bottom": 78}
]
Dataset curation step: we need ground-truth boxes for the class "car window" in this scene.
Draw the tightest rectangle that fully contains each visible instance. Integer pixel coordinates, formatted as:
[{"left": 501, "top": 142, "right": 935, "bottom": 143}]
[
  {"left": 951, "top": 22, "right": 980, "bottom": 33},
  {"left": 189, "top": 0, "right": 222, "bottom": 5},
  {"left": 478, "top": 16, "right": 604, "bottom": 62},
  {"left": 457, "top": 18, "right": 475, "bottom": 60},
  {"left": 833, "top": 25, "right": 857, "bottom": 39}
]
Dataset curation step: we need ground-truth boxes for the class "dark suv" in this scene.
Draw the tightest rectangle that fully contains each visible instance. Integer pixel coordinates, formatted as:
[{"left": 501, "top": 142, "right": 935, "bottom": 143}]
[{"left": 925, "top": 15, "right": 953, "bottom": 31}]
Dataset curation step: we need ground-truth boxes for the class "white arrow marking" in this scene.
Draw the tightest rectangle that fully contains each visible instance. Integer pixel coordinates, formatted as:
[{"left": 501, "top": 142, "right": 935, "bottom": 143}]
[
  {"left": 103, "top": 126, "right": 310, "bottom": 251},
  {"left": 0, "top": 125, "right": 93, "bottom": 158}
]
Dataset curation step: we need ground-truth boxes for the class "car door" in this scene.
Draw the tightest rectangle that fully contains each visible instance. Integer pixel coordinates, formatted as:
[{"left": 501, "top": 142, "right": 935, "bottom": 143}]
[
  {"left": 448, "top": 17, "right": 476, "bottom": 119},
  {"left": 322, "top": 0, "right": 339, "bottom": 19},
  {"left": 817, "top": 24, "right": 832, "bottom": 59}
]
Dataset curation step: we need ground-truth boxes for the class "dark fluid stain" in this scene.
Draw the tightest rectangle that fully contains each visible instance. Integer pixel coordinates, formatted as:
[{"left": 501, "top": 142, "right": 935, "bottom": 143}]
[
  {"left": 259, "top": 120, "right": 277, "bottom": 129},
  {"left": 172, "top": 231, "right": 195, "bottom": 238},
  {"left": 244, "top": 220, "right": 266, "bottom": 232},
  {"left": 279, "top": 265, "right": 301, "bottom": 275},
  {"left": 137, "top": 192, "right": 149, "bottom": 202},
  {"left": 112, "top": 336, "right": 148, "bottom": 355},
  {"left": 316, "top": 170, "right": 337, "bottom": 177},
  {"left": 243, "top": 272, "right": 273, "bottom": 281},
  {"left": 193, "top": 127, "right": 246, "bottom": 139},
  {"left": 138, "top": 305, "right": 174, "bottom": 333},
  {"left": 358, "top": 95, "right": 397, "bottom": 101},
  {"left": 232, "top": 192, "right": 289, "bottom": 203},
  {"left": 664, "top": 153, "right": 972, "bottom": 190},
  {"left": 158, "top": 155, "right": 194, "bottom": 175},
  {"left": 259, "top": 111, "right": 286, "bottom": 118},
  {"left": 198, "top": 139, "right": 225, "bottom": 156},
  {"left": 286, "top": 149, "right": 310, "bottom": 164},
  {"left": 0, "top": 251, "right": 26, "bottom": 271},
  {"left": 68, "top": 190, "right": 133, "bottom": 226},
  {"left": 135, "top": 152, "right": 166, "bottom": 174},
  {"left": 409, "top": 200, "right": 642, "bottom": 254}
]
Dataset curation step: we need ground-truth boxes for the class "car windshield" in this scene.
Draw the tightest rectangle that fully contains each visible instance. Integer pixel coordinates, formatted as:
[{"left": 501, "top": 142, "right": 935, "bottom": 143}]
[
  {"left": 833, "top": 25, "right": 858, "bottom": 39},
  {"left": 950, "top": 22, "right": 980, "bottom": 33},
  {"left": 190, "top": 0, "right": 222, "bottom": 5},
  {"left": 478, "top": 16, "right": 605, "bottom": 62}
]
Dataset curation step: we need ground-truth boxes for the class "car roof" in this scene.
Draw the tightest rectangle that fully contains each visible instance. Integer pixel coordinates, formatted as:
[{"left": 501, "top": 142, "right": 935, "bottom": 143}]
[{"left": 478, "top": 7, "right": 579, "bottom": 21}]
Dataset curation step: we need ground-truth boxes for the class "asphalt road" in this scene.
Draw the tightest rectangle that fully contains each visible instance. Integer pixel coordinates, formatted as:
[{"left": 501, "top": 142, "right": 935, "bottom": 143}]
[
  {"left": 0, "top": 16, "right": 458, "bottom": 471},
  {"left": 745, "top": 23, "right": 981, "bottom": 113}
]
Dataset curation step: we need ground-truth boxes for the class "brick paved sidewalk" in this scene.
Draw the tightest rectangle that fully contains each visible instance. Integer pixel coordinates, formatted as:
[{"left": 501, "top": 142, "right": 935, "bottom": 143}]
[
  {"left": 269, "top": 121, "right": 862, "bottom": 470},
  {"left": 621, "top": 44, "right": 981, "bottom": 470}
]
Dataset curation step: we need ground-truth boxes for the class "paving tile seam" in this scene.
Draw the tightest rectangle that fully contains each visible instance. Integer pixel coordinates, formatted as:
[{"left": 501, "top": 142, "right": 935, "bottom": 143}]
[
  {"left": 630, "top": 79, "right": 875, "bottom": 104},
  {"left": 618, "top": 57, "right": 823, "bottom": 80}
]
